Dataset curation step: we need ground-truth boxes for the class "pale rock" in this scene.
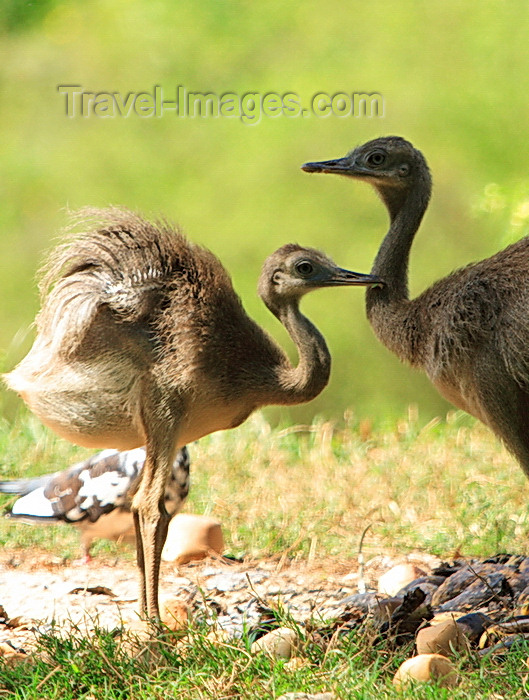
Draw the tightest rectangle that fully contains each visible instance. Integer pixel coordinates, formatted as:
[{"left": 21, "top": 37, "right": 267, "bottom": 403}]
[
  {"left": 341, "top": 571, "right": 359, "bottom": 583},
  {"left": 5, "top": 615, "right": 35, "bottom": 630},
  {"left": 250, "top": 627, "right": 298, "bottom": 660},
  {"left": 416, "top": 619, "right": 470, "bottom": 656},
  {"left": 276, "top": 694, "right": 335, "bottom": 700},
  {"left": 161, "top": 598, "right": 188, "bottom": 631},
  {"left": 206, "top": 628, "right": 231, "bottom": 645},
  {"left": 370, "top": 596, "right": 402, "bottom": 624},
  {"left": 0, "top": 641, "right": 32, "bottom": 666},
  {"left": 284, "top": 656, "right": 307, "bottom": 672},
  {"left": 429, "top": 611, "right": 466, "bottom": 625},
  {"left": 161, "top": 514, "right": 224, "bottom": 564},
  {"left": 121, "top": 618, "right": 153, "bottom": 649},
  {"left": 377, "top": 563, "right": 427, "bottom": 597},
  {"left": 1, "top": 652, "right": 32, "bottom": 666},
  {"left": 393, "top": 653, "right": 458, "bottom": 688}
]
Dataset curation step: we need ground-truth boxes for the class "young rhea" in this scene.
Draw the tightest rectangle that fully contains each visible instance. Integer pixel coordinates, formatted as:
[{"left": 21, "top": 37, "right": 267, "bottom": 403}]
[
  {"left": 4, "top": 207, "right": 381, "bottom": 618},
  {"left": 303, "top": 136, "right": 529, "bottom": 481}
]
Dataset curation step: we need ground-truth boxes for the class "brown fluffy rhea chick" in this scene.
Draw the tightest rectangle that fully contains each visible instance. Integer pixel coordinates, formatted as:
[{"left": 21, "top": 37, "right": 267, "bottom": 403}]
[
  {"left": 304, "top": 136, "right": 529, "bottom": 483},
  {"left": 4, "top": 207, "right": 381, "bottom": 617}
]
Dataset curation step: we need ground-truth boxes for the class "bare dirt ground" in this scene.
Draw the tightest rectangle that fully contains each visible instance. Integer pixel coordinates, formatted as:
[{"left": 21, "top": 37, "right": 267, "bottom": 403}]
[{"left": 0, "top": 549, "right": 440, "bottom": 652}]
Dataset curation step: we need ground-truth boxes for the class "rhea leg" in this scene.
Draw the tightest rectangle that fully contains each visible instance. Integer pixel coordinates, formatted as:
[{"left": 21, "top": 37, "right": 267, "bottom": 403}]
[
  {"left": 132, "top": 510, "right": 148, "bottom": 613},
  {"left": 133, "top": 508, "right": 171, "bottom": 617},
  {"left": 132, "top": 446, "right": 176, "bottom": 619},
  {"left": 131, "top": 385, "right": 183, "bottom": 619}
]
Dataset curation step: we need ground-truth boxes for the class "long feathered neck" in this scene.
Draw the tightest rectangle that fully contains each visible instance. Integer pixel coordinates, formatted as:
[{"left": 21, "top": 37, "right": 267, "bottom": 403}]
[
  {"left": 368, "top": 180, "right": 431, "bottom": 301},
  {"left": 272, "top": 301, "right": 331, "bottom": 405},
  {"left": 364, "top": 177, "right": 431, "bottom": 362}
]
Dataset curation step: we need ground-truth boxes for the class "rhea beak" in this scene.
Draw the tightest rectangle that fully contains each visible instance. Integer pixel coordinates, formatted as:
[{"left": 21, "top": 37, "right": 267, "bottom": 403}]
[
  {"left": 301, "top": 157, "right": 356, "bottom": 175},
  {"left": 328, "top": 267, "right": 383, "bottom": 288}
]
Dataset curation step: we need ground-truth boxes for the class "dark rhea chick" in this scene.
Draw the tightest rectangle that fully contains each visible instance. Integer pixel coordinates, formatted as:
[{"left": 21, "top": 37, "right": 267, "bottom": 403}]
[
  {"left": 0, "top": 446, "right": 190, "bottom": 563},
  {"left": 303, "top": 136, "right": 529, "bottom": 481},
  {"left": 4, "top": 207, "right": 380, "bottom": 618}
]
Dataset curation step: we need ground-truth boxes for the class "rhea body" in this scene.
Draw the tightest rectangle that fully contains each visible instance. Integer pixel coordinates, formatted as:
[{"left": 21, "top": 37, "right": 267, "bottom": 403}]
[
  {"left": 4, "top": 207, "right": 380, "bottom": 617},
  {"left": 303, "top": 136, "right": 529, "bottom": 478}
]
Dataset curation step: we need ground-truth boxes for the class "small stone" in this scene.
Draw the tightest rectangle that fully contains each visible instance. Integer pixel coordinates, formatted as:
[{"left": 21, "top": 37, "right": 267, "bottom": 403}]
[
  {"left": 0, "top": 642, "right": 31, "bottom": 666},
  {"left": 429, "top": 611, "right": 466, "bottom": 625},
  {"left": 122, "top": 619, "right": 152, "bottom": 641},
  {"left": 0, "top": 642, "right": 20, "bottom": 655},
  {"left": 2, "top": 652, "right": 31, "bottom": 666},
  {"left": 370, "top": 596, "right": 403, "bottom": 624},
  {"left": 6, "top": 615, "right": 36, "bottom": 630},
  {"left": 416, "top": 620, "right": 470, "bottom": 657},
  {"left": 276, "top": 694, "right": 335, "bottom": 700},
  {"left": 327, "top": 591, "right": 380, "bottom": 616},
  {"left": 161, "top": 514, "right": 224, "bottom": 564},
  {"left": 250, "top": 627, "right": 299, "bottom": 660},
  {"left": 206, "top": 628, "right": 231, "bottom": 645},
  {"left": 378, "top": 564, "right": 427, "bottom": 597},
  {"left": 161, "top": 599, "right": 188, "bottom": 631},
  {"left": 393, "top": 653, "right": 458, "bottom": 688},
  {"left": 284, "top": 656, "right": 307, "bottom": 672},
  {"left": 204, "top": 570, "right": 265, "bottom": 592},
  {"left": 119, "top": 620, "right": 170, "bottom": 660}
]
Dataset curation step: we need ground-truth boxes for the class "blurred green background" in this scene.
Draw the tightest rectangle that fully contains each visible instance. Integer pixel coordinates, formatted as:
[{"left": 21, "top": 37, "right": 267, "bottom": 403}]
[{"left": 1, "top": 0, "right": 529, "bottom": 425}]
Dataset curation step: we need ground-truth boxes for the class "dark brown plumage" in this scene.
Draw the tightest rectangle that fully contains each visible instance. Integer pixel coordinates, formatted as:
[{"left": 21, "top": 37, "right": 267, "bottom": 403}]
[
  {"left": 303, "top": 136, "right": 529, "bottom": 480},
  {"left": 4, "top": 207, "right": 380, "bottom": 618}
]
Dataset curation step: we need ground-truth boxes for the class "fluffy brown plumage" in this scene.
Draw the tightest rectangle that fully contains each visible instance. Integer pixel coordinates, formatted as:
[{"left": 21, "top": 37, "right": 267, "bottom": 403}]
[
  {"left": 303, "top": 136, "right": 529, "bottom": 480},
  {"left": 4, "top": 207, "right": 380, "bottom": 618}
]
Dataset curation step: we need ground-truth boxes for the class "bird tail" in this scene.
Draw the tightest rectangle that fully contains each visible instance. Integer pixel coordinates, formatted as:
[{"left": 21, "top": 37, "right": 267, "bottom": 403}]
[
  {"left": 6, "top": 512, "right": 59, "bottom": 524},
  {"left": 0, "top": 475, "right": 53, "bottom": 496},
  {"left": 35, "top": 207, "right": 186, "bottom": 358}
]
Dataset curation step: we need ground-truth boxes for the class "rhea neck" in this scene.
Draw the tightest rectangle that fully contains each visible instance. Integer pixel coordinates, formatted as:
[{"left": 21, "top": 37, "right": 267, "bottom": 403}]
[
  {"left": 362, "top": 173, "right": 431, "bottom": 365},
  {"left": 271, "top": 299, "right": 331, "bottom": 405},
  {"left": 367, "top": 175, "right": 431, "bottom": 307}
]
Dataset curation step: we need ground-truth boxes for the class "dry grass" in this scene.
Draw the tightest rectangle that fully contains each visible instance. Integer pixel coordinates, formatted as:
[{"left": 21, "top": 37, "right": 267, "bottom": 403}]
[
  {"left": 1, "top": 409, "right": 529, "bottom": 699},
  {"left": 1, "top": 407, "right": 528, "bottom": 562},
  {"left": 188, "top": 407, "right": 529, "bottom": 562}
]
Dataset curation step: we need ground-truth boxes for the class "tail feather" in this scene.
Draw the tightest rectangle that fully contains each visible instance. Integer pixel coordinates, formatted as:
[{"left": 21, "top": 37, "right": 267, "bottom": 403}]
[
  {"left": 36, "top": 207, "right": 188, "bottom": 357},
  {"left": 7, "top": 513, "right": 59, "bottom": 524},
  {"left": 9, "top": 485, "right": 57, "bottom": 519},
  {"left": 0, "top": 475, "right": 54, "bottom": 496}
]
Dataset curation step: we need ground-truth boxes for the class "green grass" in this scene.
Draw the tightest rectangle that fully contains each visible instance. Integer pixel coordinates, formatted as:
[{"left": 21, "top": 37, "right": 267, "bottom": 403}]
[
  {"left": 1, "top": 410, "right": 529, "bottom": 697},
  {"left": 1, "top": 611, "right": 529, "bottom": 698},
  {"left": 2, "top": 408, "right": 529, "bottom": 561},
  {"left": 2, "top": 4, "right": 529, "bottom": 696}
]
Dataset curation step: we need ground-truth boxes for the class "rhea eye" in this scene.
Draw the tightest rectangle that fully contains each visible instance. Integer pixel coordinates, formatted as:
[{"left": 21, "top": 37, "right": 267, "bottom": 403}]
[
  {"left": 295, "top": 260, "right": 314, "bottom": 276},
  {"left": 366, "top": 151, "right": 386, "bottom": 167}
]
